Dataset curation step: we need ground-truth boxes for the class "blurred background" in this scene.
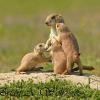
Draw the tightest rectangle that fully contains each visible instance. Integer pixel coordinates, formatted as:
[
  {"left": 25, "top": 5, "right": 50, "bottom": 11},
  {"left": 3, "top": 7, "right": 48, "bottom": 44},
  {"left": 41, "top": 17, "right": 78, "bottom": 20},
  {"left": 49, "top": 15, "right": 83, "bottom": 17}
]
[{"left": 0, "top": 0, "right": 100, "bottom": 76}]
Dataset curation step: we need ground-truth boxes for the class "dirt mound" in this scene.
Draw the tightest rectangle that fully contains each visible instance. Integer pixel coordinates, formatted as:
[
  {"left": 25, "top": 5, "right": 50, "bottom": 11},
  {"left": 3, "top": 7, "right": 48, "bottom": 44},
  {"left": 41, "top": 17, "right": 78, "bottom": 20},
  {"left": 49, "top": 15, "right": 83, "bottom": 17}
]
[{"left": 0, "top": 72, "right": 100, "bottom": 90}]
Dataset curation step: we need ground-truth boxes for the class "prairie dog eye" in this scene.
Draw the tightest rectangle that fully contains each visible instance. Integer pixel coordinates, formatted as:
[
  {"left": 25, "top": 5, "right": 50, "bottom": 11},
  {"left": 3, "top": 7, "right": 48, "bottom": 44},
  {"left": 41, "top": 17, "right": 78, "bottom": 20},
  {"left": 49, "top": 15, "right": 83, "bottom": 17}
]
[
  {"left": 39, "top": 44, "right": 43, "bottom": 47},
  {"left": 51, "top": 16, "right": 55, "bottom": 19}
]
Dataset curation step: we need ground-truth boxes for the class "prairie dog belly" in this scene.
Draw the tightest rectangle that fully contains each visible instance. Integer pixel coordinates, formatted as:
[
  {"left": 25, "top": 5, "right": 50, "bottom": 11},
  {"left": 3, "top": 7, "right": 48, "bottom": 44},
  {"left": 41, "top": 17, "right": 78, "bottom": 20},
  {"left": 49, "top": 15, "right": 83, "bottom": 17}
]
[{"left": 52, "top": 41, "right": 67, "bottom": 74}]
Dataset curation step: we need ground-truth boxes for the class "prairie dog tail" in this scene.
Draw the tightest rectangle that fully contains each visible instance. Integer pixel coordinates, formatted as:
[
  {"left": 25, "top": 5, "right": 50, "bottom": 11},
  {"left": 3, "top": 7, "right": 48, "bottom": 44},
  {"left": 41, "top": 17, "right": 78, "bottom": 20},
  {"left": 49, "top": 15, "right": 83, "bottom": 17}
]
[
  {"left": 82, "top": 65, "right": 95, "bottom": 70},
  {"left": 72, "top": 65, "right": 94, "bottom": 72},
  {"left": 11, "top": 69, "right": 15, "bottom": 71}
]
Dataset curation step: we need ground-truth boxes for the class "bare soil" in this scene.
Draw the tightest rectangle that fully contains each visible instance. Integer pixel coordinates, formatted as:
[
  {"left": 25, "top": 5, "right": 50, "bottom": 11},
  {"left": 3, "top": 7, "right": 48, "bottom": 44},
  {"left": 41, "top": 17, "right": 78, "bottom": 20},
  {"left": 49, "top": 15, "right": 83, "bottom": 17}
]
[{"left": 0, "top": 71, "right": 100, "bottom": 90}]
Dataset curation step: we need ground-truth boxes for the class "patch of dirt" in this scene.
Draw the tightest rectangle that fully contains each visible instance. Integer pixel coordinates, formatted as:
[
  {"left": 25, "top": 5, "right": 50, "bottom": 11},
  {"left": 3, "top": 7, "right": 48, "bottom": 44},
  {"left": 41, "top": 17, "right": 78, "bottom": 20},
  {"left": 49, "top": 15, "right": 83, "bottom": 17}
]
[{"left": 0, "top": 71, "right": 100, "bottom": 90}]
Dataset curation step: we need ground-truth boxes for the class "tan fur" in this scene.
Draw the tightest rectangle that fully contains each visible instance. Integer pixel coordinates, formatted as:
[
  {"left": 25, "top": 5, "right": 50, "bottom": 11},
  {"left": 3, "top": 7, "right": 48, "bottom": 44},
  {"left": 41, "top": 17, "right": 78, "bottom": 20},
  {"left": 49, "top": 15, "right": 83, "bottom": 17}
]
[
  {"left": 55, "top": 23, "right": 83, "bottom": 75},
  {"left": 45, "top": 13, "right": 64, "bottom": 49},
  {"left": 49, "top": 38, "right": 67, "bottom": 74},
  {"left": 45, "top": 13, "right": 94, "bottom": 73},
  {"left": 16, "top": 43, "right": 51, "bottom": 74}
]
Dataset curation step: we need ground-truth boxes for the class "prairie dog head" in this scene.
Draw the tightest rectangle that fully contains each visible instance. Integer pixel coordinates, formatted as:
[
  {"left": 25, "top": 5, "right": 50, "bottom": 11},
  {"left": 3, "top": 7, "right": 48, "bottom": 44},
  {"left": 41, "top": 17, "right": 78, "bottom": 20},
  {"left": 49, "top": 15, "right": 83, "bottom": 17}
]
[
  {"left": 34, "top": 43, "right": 46, "bottom": 53},
  {"left": 56, "top": 23, "right": 70, "bottom": 33},
  {"left": 45, "top": 13, "right": 64, "bottom": 27}
]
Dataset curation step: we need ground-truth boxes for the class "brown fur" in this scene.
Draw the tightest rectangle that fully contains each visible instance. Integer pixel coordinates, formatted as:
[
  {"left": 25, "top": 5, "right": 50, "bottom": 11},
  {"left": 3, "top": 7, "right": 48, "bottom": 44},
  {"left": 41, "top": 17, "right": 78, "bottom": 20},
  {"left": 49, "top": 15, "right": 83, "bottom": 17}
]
[
  {"left": 45, "top": 13, "right": 94, "bottom": 73},
  {"left": 45, "top": 13, "right": 64, "bottom": 49},
  {"left": 16, "top": 43, "right": 51, "bottom": 74},
  {"left": 50, "top": 38, "right": 67, "bottom": 74},
  {"left": 55, "top": 23, "right": 83, "bottom": 75}
]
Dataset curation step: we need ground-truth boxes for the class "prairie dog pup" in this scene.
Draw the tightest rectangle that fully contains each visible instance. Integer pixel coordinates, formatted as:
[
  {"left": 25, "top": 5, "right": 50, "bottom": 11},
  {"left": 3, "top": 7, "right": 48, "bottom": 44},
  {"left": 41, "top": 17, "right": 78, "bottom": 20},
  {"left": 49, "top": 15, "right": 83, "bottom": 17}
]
[
  {"left": 50, "top": 38, "right": 67, "bottom": 74},
  {"left": 16, "top": 43, "right": 51, "bottom": 74},
  {"left": 56, "top": 23, "right": 83, "bottom": 75},
  {"left": 45, "top": 13, "right": 64, "bottom": 49}
]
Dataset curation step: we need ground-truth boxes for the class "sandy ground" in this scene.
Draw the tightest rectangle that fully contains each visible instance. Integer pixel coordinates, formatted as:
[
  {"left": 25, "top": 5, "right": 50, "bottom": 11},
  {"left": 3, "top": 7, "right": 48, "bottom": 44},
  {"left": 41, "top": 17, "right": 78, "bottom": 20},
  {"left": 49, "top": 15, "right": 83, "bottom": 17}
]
[{"left": 0, "top": 71, "right": 100, "bottom": 90}]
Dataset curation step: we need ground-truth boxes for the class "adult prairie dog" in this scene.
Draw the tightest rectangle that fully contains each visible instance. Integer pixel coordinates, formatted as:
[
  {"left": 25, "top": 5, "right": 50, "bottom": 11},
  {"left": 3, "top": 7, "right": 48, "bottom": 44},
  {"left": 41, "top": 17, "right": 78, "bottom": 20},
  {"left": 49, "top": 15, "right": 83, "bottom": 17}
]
[
  {"left": 45, "top": 13, "right": 64, "bottom": 49},
  {"left": 55, "top": 23, "right": 83, "bottom": 75},
  {"left": 16, "top": 43, "right": 51, "bottom": 74},
  {"left": 45, "top": 13, "right": 94, "bottom": 73}
]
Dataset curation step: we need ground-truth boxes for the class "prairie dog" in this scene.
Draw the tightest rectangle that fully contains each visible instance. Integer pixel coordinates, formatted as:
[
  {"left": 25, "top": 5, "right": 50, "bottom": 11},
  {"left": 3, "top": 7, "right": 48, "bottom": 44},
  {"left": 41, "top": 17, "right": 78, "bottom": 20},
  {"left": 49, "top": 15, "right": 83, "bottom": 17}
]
[
  {"left": 55, "top": 23, "right": 83, "bottom": 75},
  {"left": 45, "top": 13, "right": 94, "bottom": 72},
  {"left": 50, "top": 38, "right": 67, "bottom": 74},
  {"left": 16, "top": 43, "right": 51, "bottom": 74},
  {"left": 45, "top": 13, "right": 64, "bottom": 49}
]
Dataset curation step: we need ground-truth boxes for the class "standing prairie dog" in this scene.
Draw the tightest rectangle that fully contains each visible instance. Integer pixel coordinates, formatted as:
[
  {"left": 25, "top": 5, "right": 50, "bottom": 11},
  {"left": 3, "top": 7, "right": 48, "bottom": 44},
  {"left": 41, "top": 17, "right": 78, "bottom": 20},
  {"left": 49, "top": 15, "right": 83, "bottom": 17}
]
[
  {"left": 45, "top": 13, "right": 94, "bottom": 73},
  {"left": 45, "top": 13, "right": 64, "bottom": 49},
  {"left": 16, "top": 43, "right": 51, "bottom": 74},
  {"left": 55, "top": 23, "right": 83, "bottom": 75},
  {"left": 49, "top": 37, "right": 67, "bottom": 74}
]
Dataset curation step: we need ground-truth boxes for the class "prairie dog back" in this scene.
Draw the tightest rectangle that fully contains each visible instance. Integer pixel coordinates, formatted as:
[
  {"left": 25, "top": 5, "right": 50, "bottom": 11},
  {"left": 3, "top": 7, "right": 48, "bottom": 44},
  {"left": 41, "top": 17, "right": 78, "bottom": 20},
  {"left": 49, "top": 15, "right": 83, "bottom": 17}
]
[
  {"left": 16, "top": 43, "right": 51, "bottom": 74},
  {"left": 56, "top": 23, "right": 79, "bottom": 56},
  {"left": 56, "top": 23, "right": 83, "bottom": 75}
]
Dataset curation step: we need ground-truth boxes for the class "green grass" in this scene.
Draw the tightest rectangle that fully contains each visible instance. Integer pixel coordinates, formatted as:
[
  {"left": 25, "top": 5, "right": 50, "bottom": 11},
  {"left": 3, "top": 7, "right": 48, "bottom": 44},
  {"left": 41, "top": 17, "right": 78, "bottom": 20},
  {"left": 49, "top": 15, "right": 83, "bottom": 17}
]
[
  {"left": 0, "top": 79, "right": 99, "bottom": 100},
  {"left": 0, "top": 0, "right": 100, "bottom": 76}
]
